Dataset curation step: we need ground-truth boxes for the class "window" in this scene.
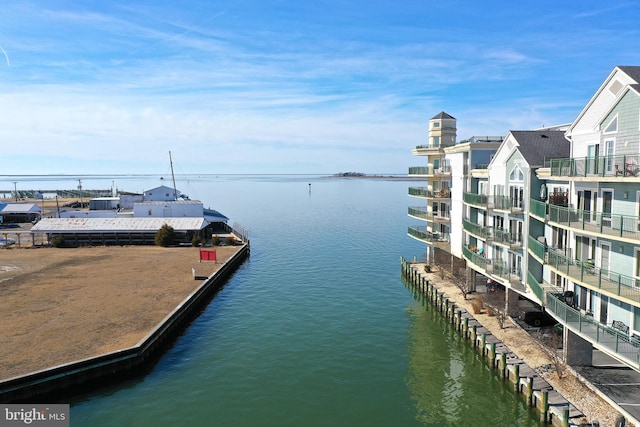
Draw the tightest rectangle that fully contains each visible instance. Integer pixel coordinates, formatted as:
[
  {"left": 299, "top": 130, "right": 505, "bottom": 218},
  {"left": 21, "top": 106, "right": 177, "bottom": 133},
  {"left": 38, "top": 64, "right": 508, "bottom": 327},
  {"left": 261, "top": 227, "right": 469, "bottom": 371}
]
[
  {"left": 433, "top": 122, "right": 440, "bottom": 128},
  {"left": 603, "top": 114, "right": 618, "bottom": 134},
  {"left": 587, "top": 144, "right": 599, "bottom": 175},
  {"left": 479, "top": 181, "right": 487, "bottom": 195},
  {"left": 604, "top": 139, "right": 615, "bottom": 173},
  {"left": 432, "top": 136, "right": 440, "bottom": 147},
  {"left": 602, "top": 189, "right": 613, "bottom": 227},
  {"left": 509, "top": 165, "right": 524, "bottom": 181}
]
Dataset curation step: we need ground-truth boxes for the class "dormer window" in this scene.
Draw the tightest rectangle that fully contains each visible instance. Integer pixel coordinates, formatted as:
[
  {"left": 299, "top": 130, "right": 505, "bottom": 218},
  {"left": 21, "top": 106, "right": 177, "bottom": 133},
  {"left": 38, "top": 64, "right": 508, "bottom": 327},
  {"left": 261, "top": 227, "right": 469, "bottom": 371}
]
[{"left": 603, "top": 115, "right": 618, "bottom": 134}]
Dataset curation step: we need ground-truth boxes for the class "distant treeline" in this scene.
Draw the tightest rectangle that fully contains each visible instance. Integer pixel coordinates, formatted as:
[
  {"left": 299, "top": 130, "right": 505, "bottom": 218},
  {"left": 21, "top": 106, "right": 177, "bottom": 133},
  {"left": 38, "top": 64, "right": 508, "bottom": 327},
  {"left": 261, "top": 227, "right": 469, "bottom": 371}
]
[{"left": 332, "top": 172, "right": 366, "bottom": 177}]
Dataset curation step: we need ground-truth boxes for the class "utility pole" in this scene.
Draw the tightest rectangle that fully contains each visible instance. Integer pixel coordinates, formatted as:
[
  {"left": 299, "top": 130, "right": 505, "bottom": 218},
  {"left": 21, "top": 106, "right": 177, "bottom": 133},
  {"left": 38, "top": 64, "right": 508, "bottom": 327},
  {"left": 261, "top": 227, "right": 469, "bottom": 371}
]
[{"left": 78, "top": 179, "right": 83, "bottom": 207}]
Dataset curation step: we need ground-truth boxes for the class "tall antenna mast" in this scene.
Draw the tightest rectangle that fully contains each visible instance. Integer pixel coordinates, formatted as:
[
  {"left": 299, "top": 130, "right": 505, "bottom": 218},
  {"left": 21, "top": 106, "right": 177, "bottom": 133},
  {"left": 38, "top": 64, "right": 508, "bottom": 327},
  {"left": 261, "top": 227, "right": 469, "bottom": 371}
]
[{"left": 169, "top": 151, "right": 178, "bottom": 200}]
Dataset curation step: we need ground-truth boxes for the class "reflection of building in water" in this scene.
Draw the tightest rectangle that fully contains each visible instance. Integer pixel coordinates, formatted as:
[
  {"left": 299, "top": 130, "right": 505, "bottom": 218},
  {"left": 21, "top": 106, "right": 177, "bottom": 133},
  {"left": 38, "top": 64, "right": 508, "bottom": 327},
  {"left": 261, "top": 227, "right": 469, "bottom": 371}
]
[{"left": 404, "top": 299, "right": 537, "bottom": 425}]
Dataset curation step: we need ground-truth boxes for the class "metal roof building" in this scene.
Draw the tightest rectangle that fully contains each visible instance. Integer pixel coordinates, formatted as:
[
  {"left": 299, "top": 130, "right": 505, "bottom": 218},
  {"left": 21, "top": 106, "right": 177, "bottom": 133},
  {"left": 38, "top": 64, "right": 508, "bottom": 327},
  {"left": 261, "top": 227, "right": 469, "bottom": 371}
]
[
  {"left": 0, "top": 203, "right": 41, "bottom": 223},
  {"left": 31, "top": 217, "right": 208, "bottom": 246}
]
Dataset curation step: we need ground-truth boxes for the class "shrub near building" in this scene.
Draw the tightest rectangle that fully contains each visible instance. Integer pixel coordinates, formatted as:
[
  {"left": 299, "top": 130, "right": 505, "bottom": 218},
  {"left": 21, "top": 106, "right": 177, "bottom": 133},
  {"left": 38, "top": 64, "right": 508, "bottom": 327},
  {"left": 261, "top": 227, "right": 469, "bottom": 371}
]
[{"left": 155, "top": 224, "right": 176, "bottom": 247}]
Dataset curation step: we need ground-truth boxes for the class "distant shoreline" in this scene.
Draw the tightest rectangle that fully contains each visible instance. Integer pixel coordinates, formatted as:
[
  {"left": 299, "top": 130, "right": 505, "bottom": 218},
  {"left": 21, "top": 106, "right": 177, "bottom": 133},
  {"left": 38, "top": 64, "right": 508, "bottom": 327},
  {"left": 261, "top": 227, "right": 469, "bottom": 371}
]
[{"left": 323, "top": 173, "right": 421, "bottom": 180}]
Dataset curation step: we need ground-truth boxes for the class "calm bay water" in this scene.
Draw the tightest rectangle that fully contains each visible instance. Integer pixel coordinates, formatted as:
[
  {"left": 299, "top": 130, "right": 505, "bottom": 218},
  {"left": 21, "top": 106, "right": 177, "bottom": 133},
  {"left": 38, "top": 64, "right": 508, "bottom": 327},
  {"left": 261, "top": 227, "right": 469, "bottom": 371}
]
[{"left": 2, "top": 175, "right": 540, "bottom": 426}]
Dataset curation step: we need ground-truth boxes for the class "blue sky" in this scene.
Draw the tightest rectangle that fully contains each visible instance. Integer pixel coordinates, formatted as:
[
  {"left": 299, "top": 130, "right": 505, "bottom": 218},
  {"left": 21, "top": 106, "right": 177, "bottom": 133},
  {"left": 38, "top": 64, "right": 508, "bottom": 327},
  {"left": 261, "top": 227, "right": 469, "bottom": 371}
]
[{"left": 0, "top": 1, "right": 639, "bottom": 175}]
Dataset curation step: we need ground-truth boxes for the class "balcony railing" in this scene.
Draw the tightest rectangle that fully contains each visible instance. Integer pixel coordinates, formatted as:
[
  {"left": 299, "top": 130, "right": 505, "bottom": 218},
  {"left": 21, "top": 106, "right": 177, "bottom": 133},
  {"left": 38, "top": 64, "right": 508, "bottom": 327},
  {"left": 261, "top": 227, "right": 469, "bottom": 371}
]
[
  {"left": 408, "top": 165, "right": 452, "bottom": 176},
  {"left": 408, "top": 225, "right": 428, "bottom": 240},
  {"left": 464, "top": 193, "right": 525, "bottom": 213},
  {"left": 408, "top": 166, "right": 430, "bottom": 175},
  {"left": 408, "top": 206, "right": 429, "bottom": 220},
  {"left": 546, "top": 293, "right": 640, "bottom": 369},
  {"left": 526, "top": 271, "right": 545, "bottom": 303},
  {"left": 408, "top": 187, "right": 429, "bottom": 197},
  {"left": 493, "top": 195, "right": 525, "bottom": 212},
  {"left": 463, "top": 192, "right": 488, "bottom": 208},
  {"left": 529, "top": 198, "right": 547, "bottom": 219},
  {"left": 462, "top": 218, "right": 522, "bottom": 248},
  {"left": 549, "top": 154, "right": 640, "bottom": 178},
  {"left": 462, "top": 245, "right": 486, "bottom": 269},
  {"left": 408, "top": 187, "right": 451, "bottom": 199},
  {"left": 548, "top": 204, "right": 640, "bottom": 241},
  {"left": 492, "top": 228, "right": 522, "bottom": 249},
  {"left": 546, "top": 248, "right": 640, "bottom": 304},
  {"left": 462, "top": 245, "right": 520, "bottom": 284},
  {"left": 462, "top": 218, "right": 492, "bottom": 239},
  {"left": 407, "top": 226, "right": 450, "bottom": 246},
  {"left": 527, "top": 235, "right": 546, "bottom": 261}
]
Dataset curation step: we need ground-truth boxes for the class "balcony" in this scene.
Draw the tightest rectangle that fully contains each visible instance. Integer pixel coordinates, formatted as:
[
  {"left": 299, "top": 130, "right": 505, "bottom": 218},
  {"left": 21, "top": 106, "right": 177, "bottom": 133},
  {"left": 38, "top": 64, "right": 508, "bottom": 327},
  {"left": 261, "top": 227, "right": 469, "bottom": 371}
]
[
  {"left": 408, "top": 166, "right": 430, "bottom": 176},
  {"left": 529, "top": 198, "right": 547, "bottom": 219},
  {"left": 549, "top": 154, "right": 640, "bottom": 178},
  {"left": 546, "top": 293, "right": 640, "bottom": 370},
  {"left": 413, "top": 140, "right": 455, "bottom": 154},
  {"left": 408, "top": 207, "right": 450, "bottom": 223},
  {"left": 408, "top": 165, "right": 452, "bottom": 177},
  {"left": 546, "top": 203, "right": 640, "bottom": 242},
  {"left": 462, "top": 218, "right": 492, "bottom": 240},
  {"left": 408, "top": 206, "right": 429, "bottom": 220},
  {"left": 546, "top": 248, "right": 640, "bottom": 304},
  {"left": 464, "top": 193, "right": 525, "bottom": 214},
  {"left": 463, "top": 192, "right": 489, "bottom": 209},
  {"left": 408, "top": 187, "right": 451, "bottom": 199},
  {"left": 526, "top": 271, "right": 546, "bottom": 303},
  {"left": 462, "top": 219, "right": 522, "bottom": 249},
  {"left": 493, "top": 195, "right": 525, "bottom": 213},
  {"left": 462, "top": 245, "right": 487, "bottom": 269},
  {"left": 527, "top": 235, "right": 546, "bottom": 261},
  {"left": 407, "top": 226, "right": 450, "bottom": 247},
  {"left": 461, "top": 246, "right": 522, "bottom": 287},
  {"left": 492, "top": 228, "right": 523, "bottom": 250}
]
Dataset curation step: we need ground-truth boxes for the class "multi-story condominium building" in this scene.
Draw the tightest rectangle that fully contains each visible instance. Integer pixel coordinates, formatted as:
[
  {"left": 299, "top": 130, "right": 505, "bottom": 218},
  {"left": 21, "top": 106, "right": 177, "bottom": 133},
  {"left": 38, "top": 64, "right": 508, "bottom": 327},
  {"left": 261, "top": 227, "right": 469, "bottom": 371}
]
[
  {"left": 408, "top": 112, "right": 456, "bottom": 263},
  {"left": 463, "top": 130, "right": 569, "bottom": 309},
  {"left": 410, "top": 66, "right": 640, "bottom": 375},
  {"left": 531, "top": 66, "right": 640, "bottom": 371},
  {"left": 444, "top": 135, "right": 503, "bottom": 261}
]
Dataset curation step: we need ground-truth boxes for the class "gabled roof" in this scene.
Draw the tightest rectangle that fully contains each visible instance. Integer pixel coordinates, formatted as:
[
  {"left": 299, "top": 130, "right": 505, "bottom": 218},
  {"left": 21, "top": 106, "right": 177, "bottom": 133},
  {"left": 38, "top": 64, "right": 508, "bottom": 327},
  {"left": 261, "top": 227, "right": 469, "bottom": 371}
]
[
  {"left": 509, "top": 130, "right": 570, "bottom": 167},
  {"left": 618, "top": 66, "right": 640, "bottom": 86},
  {"left": 0, "top": 203, "right": 40, "bottom": 213},
  {"left": 567, "top": 66, "right": 640, "bottom": 137},
  {"left": 430, "top": 111, "right": 455, "bottom": 120}
]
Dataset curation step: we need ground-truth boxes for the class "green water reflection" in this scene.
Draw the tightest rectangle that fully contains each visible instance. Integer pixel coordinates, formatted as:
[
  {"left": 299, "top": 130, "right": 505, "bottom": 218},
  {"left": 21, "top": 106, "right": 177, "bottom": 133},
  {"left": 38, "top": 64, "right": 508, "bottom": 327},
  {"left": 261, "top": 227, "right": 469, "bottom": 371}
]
[{"left": 406, "top": 291, "right": 541, "bottom": 426}]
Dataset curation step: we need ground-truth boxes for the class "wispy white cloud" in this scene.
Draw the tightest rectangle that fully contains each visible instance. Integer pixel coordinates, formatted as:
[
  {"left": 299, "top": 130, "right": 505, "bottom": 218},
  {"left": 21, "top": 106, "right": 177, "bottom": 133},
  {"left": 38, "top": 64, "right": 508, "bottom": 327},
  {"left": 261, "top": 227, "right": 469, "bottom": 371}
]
[{"left": 0, "top": 1, "right": 638, "bottom": 174}]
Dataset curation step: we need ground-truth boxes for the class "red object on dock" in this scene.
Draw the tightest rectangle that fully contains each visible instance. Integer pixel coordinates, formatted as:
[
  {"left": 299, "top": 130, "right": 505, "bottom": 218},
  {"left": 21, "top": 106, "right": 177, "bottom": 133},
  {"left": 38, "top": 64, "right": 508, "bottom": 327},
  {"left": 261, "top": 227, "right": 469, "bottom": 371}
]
[{"left": 199, "top": 249, "right": 217, "bottom": 262}]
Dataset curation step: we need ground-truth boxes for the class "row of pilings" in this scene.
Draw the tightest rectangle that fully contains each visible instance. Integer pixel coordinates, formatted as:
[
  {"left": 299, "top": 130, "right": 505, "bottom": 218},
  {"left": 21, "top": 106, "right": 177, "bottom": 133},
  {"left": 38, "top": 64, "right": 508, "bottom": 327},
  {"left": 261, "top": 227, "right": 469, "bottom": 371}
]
[{"left": 401, "top": 257, "right": 583, "bottom": 427}]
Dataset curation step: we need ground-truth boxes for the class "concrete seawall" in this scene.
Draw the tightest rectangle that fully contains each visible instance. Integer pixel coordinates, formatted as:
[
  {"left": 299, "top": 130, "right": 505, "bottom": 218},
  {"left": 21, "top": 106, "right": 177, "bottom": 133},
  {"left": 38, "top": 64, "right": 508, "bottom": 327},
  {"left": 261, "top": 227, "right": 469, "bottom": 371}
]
[
  {"left": 401, "top": 257, "right": 583, "bottom": 427},
  {"left": 0, "top": 244, "right": 249, "bottom": 403}
]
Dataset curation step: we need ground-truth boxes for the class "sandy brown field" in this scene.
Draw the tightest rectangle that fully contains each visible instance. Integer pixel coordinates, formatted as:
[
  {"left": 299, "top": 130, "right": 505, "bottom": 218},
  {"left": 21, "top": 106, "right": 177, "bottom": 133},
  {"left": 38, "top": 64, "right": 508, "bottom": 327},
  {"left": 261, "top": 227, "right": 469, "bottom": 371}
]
[{"left": 0, "top": 245, "right": 240, "bottom": 380}]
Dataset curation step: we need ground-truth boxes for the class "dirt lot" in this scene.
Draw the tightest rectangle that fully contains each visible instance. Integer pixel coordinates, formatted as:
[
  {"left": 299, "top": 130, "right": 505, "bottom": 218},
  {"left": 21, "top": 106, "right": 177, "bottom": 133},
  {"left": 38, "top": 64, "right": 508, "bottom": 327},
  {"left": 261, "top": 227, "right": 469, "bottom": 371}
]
[{"left": 0, "top": 245, "right": 240, "bottom": 380}]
